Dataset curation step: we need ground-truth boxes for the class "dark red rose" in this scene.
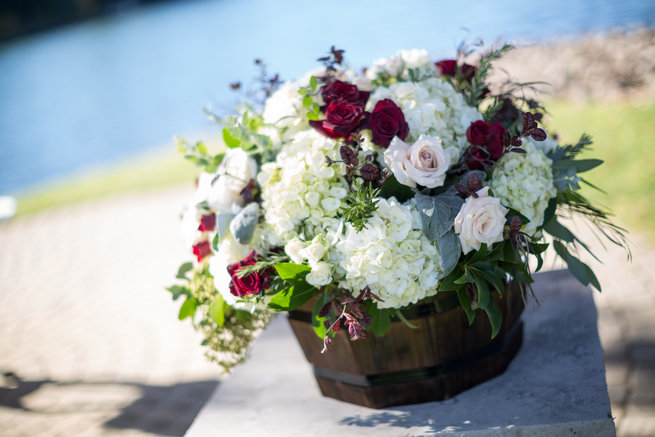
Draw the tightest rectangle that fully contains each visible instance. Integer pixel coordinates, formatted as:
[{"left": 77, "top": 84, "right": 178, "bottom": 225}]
[
  {"left": 465, "top": 146, "right": 490, "bottom": 170},
  {"left": 435, "top": 60, "right": 456, "bottom": 76},
  {"left": 368, "top": 99, "right": 409, "bottom": 147},
  {"left": 436, "top": 60, "right": 477, "bottom": 82},
  {"left": 486, "top": 122, "right": 506, "bottom": 160},
  {"left": 227, "top": 250, "right": 273, "bottom": 298},
  {"left": 192, "top": 241, "right": 212, "bottom": 262},
  {"left": 198, "top": 214, "right": 216, "bottom": 232},
  {"left": 466, "top": 120, "right": 490, "bottom": 146},
  {"left": 310, "top": 101, "right": 365, "bottom": 139},
  {"left": 321, "top": 80, "right": 369, "bottom": 107}
]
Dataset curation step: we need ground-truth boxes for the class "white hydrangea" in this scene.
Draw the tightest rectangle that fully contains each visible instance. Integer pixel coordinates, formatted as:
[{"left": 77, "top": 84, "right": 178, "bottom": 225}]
[
  {"left": 257, "top": 129, "right": 349, "bottom": 245},
  {"left": 490, "top": 141, "right": 557, "bottom": 236},
  {"left": 368, "top": 77, "right": 482, "bottom": 165},
  {"left": 332, "top": 198, "right": 442, "bottom": 309},
  {"left": 262, "top": 81, "right": 308, "bottom": 136},
  {"left": 366, "top": 49, "right": 435, "bottom": 81}
]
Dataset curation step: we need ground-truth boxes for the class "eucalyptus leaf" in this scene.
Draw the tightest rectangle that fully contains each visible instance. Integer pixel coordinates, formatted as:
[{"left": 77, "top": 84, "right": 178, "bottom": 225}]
[
  {"left": 415, "top": 192, "right": 464, "bottom": 241},
  {"left": 229, "top": 203, "right": 259, "bottom": 245},
  {"left": 435, "top": 229, "right": 461, "bottom": 279},
  {"left": 215, "top": 212, "right": 235, "bottom": 247}
]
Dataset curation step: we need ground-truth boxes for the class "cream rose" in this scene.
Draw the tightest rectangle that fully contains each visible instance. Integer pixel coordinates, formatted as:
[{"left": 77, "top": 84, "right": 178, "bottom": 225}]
[
  {"left": 453, "top": 187, "right": 509, "bottom": 254},
  {"left": 196, "top": 148, "right": 257, "bottom": 212},
  {"left": 384, "top": 135, "right": 450, "bottom": 189},
  {"left": 306, "top": 262, "right": 332, "bottom": 287}
]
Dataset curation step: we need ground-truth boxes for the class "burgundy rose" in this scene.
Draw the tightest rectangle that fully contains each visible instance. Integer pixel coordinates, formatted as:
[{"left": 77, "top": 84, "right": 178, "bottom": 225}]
[
  {"left": 198, "top": 214, "right": 216, "bottom": 232},
  {"left": 435, "top": 60, "right": 476, "bottom": 82},
  {"left": 227, "top": 250, "right": 273, "bottom": 298},
  {"left": 486, "top": 122, "right": 506, "bottom": 160},
  {"left": 368, "top": 99, "right": 409, "bottom": 147},
  {"left": 435, "top": 59, "right": 457, "bottom": 76},
  {"left": 192, "top": 241, "right": 212, "bottom": 262},
  {"left": 309, "top": 101, "right": 365, "bottom": 139},
  {"left": 466, "top": 120, "right": 490, "bottom": 146},
  {"left": 321, "top": 80, "right": 369, "bottom": 107}
]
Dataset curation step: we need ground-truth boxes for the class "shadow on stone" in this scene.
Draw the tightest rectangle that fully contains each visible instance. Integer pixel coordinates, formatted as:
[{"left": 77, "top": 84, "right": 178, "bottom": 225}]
[{"left": 0, "top": 371, "right": 219, "bottom": 436}]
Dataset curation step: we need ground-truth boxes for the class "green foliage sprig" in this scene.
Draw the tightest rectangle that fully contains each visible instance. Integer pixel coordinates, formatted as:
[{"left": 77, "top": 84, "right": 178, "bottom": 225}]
[{"left": 340, "top": 179, "right": 380, "bottom": 231}]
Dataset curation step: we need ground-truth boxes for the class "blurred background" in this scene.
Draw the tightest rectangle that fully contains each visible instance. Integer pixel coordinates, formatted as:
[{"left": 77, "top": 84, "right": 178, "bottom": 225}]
[{"left": 0, "top": 1, "right": 654, "bottom": 436}]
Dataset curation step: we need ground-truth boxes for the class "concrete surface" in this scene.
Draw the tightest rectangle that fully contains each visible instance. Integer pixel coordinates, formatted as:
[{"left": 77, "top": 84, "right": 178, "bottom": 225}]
[
  {"left": 0, "top": 185, "right": 653, "bottom": 436},
  {"left": 185, "top": 270, "right": 615, "bottom": 437}
]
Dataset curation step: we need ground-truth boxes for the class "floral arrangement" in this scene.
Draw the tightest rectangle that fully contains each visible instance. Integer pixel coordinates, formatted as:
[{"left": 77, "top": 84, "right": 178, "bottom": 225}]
[{"left": 168, "top": 44, "right": 628, "bottom": 371}]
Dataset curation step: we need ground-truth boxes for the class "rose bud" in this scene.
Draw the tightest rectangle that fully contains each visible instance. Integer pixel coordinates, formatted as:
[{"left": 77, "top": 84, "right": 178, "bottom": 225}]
[{"left": 192, "top": 241, "right": 212, "bottom": 262}]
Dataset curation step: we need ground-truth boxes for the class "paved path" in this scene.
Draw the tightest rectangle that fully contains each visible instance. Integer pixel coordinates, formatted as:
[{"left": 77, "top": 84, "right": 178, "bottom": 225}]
[{"left": 0, "top": 186, "right": 653, "bottom": 436}]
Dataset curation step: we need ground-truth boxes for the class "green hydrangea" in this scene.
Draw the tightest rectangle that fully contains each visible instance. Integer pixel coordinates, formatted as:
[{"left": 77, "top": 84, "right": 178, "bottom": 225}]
[{"left": 490, "top": 139, "right": 556, "bottom": 236}]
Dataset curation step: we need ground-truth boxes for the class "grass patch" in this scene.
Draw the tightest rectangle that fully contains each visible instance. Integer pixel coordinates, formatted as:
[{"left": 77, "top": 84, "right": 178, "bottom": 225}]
[
  {"left": 546, "top": 99, "right": 655, "bottom": 243},
  {"left": 15, "top": 148, "right": 200, "bottom": 216}
]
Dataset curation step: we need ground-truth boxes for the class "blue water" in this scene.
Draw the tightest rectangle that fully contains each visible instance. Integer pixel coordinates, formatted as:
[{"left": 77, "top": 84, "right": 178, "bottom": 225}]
[{"left": 1, "top": 0, "right": 653, "bottom": 195}]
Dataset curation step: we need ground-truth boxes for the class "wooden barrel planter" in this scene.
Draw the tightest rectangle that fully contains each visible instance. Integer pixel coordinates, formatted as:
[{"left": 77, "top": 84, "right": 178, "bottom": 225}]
[{"left": 287, "top": 282, "right": 525, "bottom": 409}]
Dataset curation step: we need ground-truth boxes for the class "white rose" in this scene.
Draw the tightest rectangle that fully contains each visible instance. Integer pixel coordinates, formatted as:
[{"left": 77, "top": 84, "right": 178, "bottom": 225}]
[
  {"left": 453, "top": 187, "right": 509, "bottom": 254},
  {"left": 197, "top": 148, "right": 257, "bottom": 212},
  {"left": 300, "top": 236, "right": 328, "bottom": 264},
  {"left": 284, "top": 237, "right": 306, "bottom": 264},
  {"left": 306, "top": 261, "right": 333, "bottom": 287},
  {"left": 384, "top": 135, "right": 450, "bottom": 189}
]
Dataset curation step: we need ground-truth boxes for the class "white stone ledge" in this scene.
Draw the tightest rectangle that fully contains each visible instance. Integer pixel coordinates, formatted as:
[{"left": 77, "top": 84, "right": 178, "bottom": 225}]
[{"left": 186, "top": 269, "right": 615, "bottom": 437}]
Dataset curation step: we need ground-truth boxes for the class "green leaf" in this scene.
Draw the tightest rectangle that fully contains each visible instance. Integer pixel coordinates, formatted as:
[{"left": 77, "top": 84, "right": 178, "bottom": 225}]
[
  {"left": 166, "top": 285, "right": 189, "bottom": 301},
  {"left": 222, "top": 127, "right": 241, "bottom": 149},
  {"left": 484, "top": 298, "right": 503, "bottom": 338},
  {"left": 267, "top": 282, "right": 315, "bottom": 312},
  {"left": 297, "top": 88, "right": 308, "bottom": 95},
  {"left": 366, "top": 302, "right": 392, "bottom": 337},
  {"left": 302, "top": 95, "right": 312, "bottom": 108},
  {"left": 543, "top": 218, "right": 576, "bottom": 243},
  {"left": 274, "top": 263, "right": 311, "bottom": 282},
  {"left": 176, "top": 262, "right": 193, "bottom": 279},
  {"left": 229, "top": 203, "right": 259, "bottom": 245},
  {"left": 394, "top": 310, "right": 419, "bottom": 329},
  {"left": 209, "top": 295, "right": 225, "bottom": 326},
  {"left": 554, "top": 158, "right": 603, "bottom": 173},
  {"left": 378, "top": 174, "right": 415, "bottom": 203},
  {"left": 310, "top": 76, "right": 318, "bottom": 91},
  {"left": 456, "top": 287, "right": 476, "bottom": 325},
  {"left": 178, "top": 297, "right": 198, "bottom": 320},
  {"left": 472, "top": 262, "right": 505, "bottom": 295},
  {"left": 197, "top": 142, "right": 208, "bottom": 155},
  {"left": 470, "top": 271, "right": 491, "bottom": 309},
  {"left": 311, "top": 293, "right": 331, "bottom": 339}
]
